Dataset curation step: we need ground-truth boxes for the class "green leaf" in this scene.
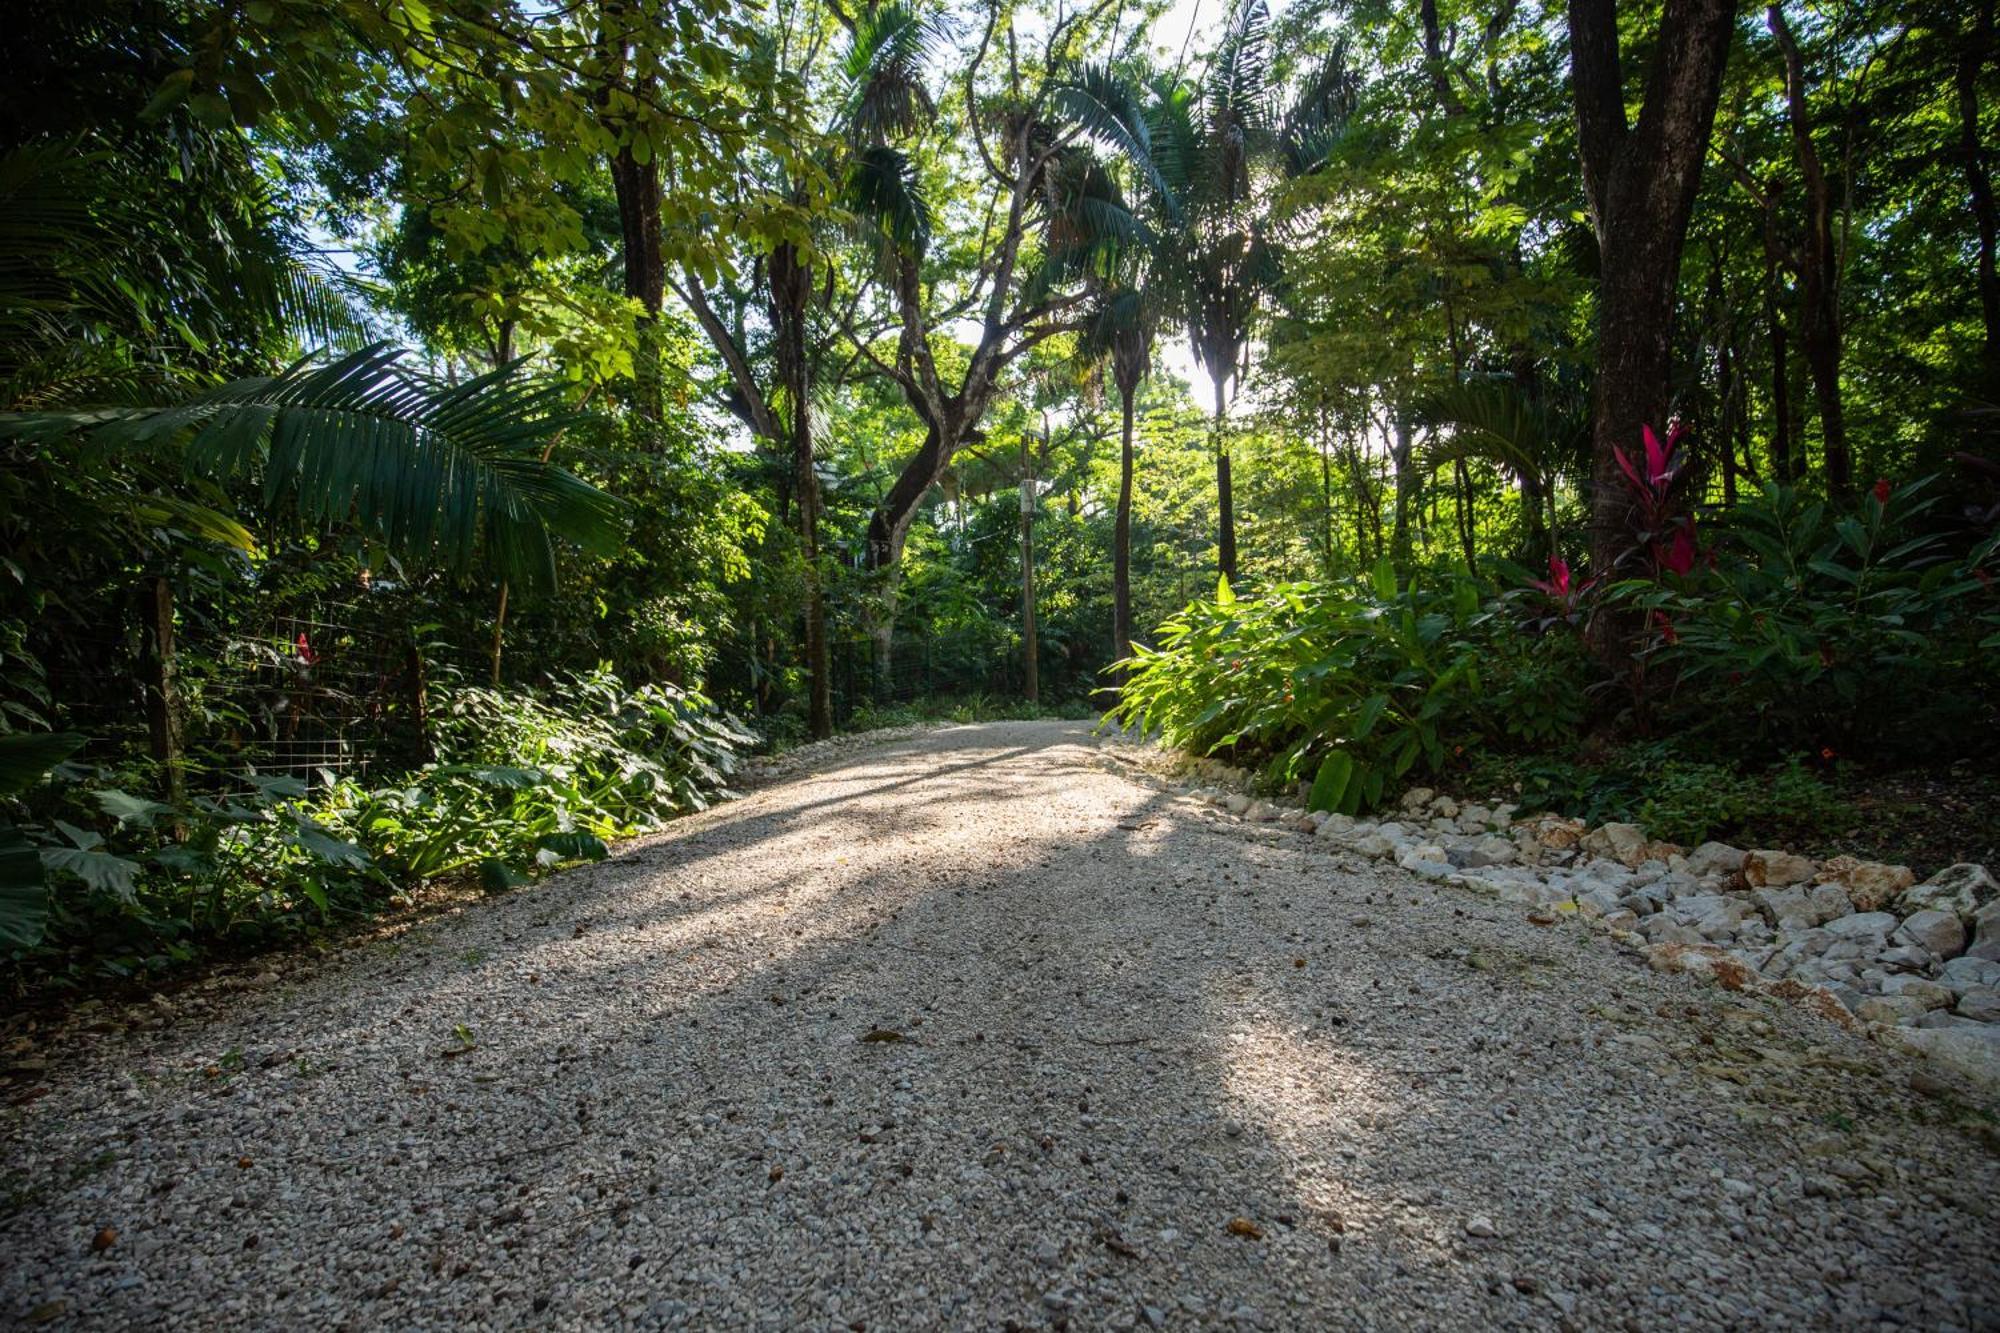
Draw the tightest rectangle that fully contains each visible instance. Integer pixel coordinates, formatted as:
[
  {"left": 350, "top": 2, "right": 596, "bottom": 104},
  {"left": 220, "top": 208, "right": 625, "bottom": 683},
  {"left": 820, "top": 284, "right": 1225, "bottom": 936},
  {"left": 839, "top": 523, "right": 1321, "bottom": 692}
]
[
  {"left": 242, "top": 773, "right": 310, "bottom": 803},
  {"left": 41, "top": 845, "right": 141, "bottom": 901},
  {"left": 1216, "top": 573, "right": 1235, "bottom": 606},
  {"left": 1307, "top": 751, "right": 1353, "bottom": 813},
  {"left": 0, "top": 825, "right": 46, "bottom": 949},
  {"left": 478, "top": 858, "right": 530, "bottom": 894},
  {"left": 1371, "top": 556, "right": 1397, "bottom": 601},
  {"left": 0, "top": 732, "right": 84, "bottom": 796},
  {"left": 1350, "top": 693, "right": 1388, "bottom": 740},
  {"left": 94, "top": 788, "right": 176, "bottom": 829},
  {"left": 467, "top": 765, "right": 547, "bottom": 789},
  {"left": 293, "top": 822, "right": 370, "bottom": 869},
  {"left": 535, "top": 830, "right": 609, "bottom": 863}
]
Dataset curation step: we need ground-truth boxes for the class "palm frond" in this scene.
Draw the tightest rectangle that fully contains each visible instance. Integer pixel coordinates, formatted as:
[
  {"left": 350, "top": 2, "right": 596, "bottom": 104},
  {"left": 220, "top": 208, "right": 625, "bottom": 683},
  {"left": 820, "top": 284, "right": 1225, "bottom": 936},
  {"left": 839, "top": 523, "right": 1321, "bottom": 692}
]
[
  {"left": 1278, "top": 42, "right": 1359, "bottom": 175},
  {"left": 1415, "top": 379, "right": 1586, "bottom": 485},
  {"left": 840, "top": 3, "right": 941, "bottom": 146},
  {"left": 7, "top": 343, "right": 621, "bottom": 594},
  {"left": 843, "top": 146, "right": 933, "bottom": 256}
]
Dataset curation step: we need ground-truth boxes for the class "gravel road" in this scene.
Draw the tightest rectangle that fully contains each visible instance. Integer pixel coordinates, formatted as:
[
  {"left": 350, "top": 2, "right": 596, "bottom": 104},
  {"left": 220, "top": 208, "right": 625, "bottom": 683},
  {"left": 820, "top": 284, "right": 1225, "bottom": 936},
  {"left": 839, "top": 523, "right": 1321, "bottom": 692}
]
[{"left": 5, "top": 721, "right": 1998, "bottom": 1330}]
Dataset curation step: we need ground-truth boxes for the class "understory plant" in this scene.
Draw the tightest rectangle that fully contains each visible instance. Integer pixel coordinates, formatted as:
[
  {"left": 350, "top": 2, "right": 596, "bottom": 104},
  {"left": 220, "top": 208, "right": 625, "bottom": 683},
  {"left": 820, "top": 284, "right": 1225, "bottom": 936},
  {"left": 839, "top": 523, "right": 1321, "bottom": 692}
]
[
  {"left": 1616, "top": 478, "right": 1999, "bottom": 761},
  {"left": 2, "top": 669, "right": 755, "bottom": 984},
  {"left": 1110, "top": 562, "right": 1492, "bottom": 813}
]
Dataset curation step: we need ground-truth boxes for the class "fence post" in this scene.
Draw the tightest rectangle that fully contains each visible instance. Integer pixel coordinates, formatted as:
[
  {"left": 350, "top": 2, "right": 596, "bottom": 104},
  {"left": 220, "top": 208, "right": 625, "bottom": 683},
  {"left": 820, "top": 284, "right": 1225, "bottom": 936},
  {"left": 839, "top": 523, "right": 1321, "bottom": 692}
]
[
  {"left": 140, "top": 574, "right": 186, "bottom": 809},
  {"left": 405, "top": 631, "right": 434, "bottom": 765}
]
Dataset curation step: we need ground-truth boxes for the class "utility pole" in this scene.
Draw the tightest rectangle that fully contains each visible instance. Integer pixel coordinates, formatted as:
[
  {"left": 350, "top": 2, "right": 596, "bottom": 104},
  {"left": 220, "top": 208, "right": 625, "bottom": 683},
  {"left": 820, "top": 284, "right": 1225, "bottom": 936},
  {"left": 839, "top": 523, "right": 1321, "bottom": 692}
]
[{"left": 1020, "top": 430, "right": 1039, "bottom": 704}]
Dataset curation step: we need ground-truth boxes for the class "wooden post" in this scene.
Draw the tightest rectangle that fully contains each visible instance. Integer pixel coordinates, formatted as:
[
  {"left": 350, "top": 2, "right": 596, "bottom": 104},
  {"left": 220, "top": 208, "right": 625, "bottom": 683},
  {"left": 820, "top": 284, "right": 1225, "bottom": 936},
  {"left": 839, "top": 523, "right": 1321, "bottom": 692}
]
[
  {"left": 141, "top": 575, "right": 186, "bottom": 810},
  {"left": 406, "top": 633, "right": 434, "bottom": 765}
]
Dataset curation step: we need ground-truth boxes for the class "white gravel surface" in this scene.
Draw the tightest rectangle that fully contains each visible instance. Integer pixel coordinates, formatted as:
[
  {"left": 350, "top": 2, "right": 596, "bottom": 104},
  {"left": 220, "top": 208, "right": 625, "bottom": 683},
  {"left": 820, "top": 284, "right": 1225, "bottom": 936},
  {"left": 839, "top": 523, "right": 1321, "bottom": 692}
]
[{"left": 4, "top": 721, "right": 1998, "bottom": 1330}]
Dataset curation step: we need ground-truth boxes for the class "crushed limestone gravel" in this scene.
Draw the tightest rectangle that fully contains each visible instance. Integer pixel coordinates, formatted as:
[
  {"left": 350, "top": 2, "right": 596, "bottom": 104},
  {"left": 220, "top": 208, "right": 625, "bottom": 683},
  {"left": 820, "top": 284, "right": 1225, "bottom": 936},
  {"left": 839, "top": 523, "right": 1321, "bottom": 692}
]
[{"left": 4, "top": 721, "right": 1997, "bottom": 1329}]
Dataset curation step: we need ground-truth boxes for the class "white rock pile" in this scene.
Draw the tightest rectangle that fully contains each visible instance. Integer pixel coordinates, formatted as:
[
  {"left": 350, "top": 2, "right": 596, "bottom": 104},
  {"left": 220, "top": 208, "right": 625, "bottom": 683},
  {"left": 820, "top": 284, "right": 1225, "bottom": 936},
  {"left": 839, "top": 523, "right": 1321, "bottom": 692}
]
[{"left": 1181, "top": 767, "right": 2000, "bottom": 1089}]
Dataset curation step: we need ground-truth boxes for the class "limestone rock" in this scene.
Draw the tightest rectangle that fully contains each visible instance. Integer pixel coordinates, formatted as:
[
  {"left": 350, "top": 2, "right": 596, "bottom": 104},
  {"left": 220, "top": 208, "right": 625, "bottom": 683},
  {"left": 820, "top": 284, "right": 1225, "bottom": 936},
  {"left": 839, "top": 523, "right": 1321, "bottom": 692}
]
[
  {"left": 1856, "top": 994, "right": 1928, "bottom": 1025},
  {"left": 1580, "top": 822, "right": 1648, "bottom": 868},
  {"left": 1743, "top": 849, "right": 1817, "bottom": 888},
  {"left": 1398, "top": 786, "right": 1436, "bottom": 813},
  {"left": 1315, "top": 813, "right": 1355, "bottom": 840},
  {"left": 1885, "top": 1024, "right": 2000, "bottom": 1091},
  {"left": 1880, "top": 975, "right": 1955, "bottom": 1010},
  {"left": 1822, "top": 911, "right": 1899, "bottom": 942},
  {"left": 1893, "top": 909, "right": 1965, "bottom": 961},
  {"left": 1522, "top": 814, "right": 1587, "bottom": 851},
  {"left": 1815, "top": 856, "right": 1915, "bottom": 912},
  {"left": 1902, "top": 863, "right": 1998, "bottom": 924},
  {"left": 1750, "top": 888, "right": 1814, "bottom": 928},
  {"left": 1938, "top": 956, "right": 2000, "bottom": 994},
  {"left": 1685, "top": 842, "right": 1747, "bottom": 877},
  {"left": 1806, "top": 882, "right": 1855, "bottom": 924},
  {"left": 1956, "top": 987, "right": 2000, "bottom": 1023}
]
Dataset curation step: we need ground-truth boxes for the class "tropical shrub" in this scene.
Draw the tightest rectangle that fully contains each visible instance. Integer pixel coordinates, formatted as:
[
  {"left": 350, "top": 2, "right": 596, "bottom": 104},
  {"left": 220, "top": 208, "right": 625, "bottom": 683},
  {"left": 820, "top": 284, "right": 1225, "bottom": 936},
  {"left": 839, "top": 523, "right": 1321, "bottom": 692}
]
[
  {"left": 1618, "top": 479, "right": 1999, "bottom": 760},
  {"left": 1110, "top": 563, "right": 1492, "bottom": 813},
  {"left": 1, "top": 669, "right": 754, "bottom": 984}
]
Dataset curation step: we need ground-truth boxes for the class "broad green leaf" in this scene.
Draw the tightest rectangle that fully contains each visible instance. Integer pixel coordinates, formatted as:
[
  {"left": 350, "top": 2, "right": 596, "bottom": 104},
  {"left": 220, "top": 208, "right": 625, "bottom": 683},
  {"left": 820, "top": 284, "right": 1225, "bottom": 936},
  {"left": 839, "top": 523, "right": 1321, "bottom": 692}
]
[
  {"left": 0, "top": 826, "right": 46, "bottom": 949},
  {"left": 41, "top": 845, "right": 141, "bottom": 901},
  {"left": 479, "top": 858, "right": 531, "bottom": 894},
  {"left": 1307, "top": 751, "right": 1353, "bottom": 812},
  {"left": 0, "top": 733, "right": 84, "bottom": 797},
  {"left": 95, "top": 788, "right": 176, "bottom": 829}
]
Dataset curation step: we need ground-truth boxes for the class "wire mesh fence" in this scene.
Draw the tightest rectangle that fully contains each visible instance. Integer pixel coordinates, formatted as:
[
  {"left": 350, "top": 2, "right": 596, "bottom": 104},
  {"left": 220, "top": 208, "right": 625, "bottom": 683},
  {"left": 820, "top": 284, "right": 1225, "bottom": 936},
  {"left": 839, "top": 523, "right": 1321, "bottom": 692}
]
[{"left": 40, "top": 585, "right": 425, "bottom": 799}]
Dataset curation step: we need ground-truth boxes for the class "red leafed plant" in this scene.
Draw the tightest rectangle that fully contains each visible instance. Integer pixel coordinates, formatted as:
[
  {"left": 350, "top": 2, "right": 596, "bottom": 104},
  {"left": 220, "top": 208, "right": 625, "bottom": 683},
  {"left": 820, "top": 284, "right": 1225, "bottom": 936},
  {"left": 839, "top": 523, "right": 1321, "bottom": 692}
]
[
  {"left": 1613, "top": 423, "right": 1702, "bottom": 578},
  {"left": 1522, "top": 554, "right": 1598, "bottom": 633}
]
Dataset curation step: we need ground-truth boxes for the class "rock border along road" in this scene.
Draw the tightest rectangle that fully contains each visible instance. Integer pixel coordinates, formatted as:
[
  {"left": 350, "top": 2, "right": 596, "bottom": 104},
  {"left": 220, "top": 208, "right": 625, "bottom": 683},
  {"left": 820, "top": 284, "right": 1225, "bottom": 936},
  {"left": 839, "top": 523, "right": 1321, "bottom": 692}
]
[{"left": 4, "top": 721, "right": 1997, "bottom": 1329}]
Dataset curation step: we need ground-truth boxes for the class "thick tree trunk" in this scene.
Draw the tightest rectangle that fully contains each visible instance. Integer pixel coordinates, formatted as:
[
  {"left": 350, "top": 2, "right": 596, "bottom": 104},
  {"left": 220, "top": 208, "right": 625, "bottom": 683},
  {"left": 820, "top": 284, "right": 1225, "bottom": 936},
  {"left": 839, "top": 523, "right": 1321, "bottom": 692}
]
[
  {"left": 1113, "top": 388, "right": 1135, "bottom": 664},
  {"left": 1019, "top": 436, "right": 1038, "bottom": 705},
  {"left": 1568, "top": 0, "right": 1738, "bottom": 591}
]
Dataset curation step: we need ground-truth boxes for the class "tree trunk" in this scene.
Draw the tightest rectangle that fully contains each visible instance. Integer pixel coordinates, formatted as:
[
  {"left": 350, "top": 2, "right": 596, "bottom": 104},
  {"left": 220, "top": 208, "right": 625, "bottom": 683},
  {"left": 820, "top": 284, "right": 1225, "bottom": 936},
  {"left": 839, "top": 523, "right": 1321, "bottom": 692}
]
[
  {"left": 141, "top": 575, "right": 185, "bottom": 812},
  {"left": 1961, "top": 0, "right": 2000, "bottom": 374},
  {"left": 1768, "top": 3, "right": 1848, "bottom": 496},
  {"left": 1213, "top": 378, "right": 1237, "bottom": 583},
  {"left": 598, "top": 4, "right": 665, "bottom": 424},
  {"left": 1318, "top": 435, "right": 1337, "bottom": 576},
  {"left": 770, "top": 242, "right": 832, "bottom": 739},
  {"left": 1113, "top": 387, "right": 1135, "bottom": 663},
  {"left": 1568, "top": 0, "right": 1738, "bottom": 593},
  {"left": 1389, "top": 414, "right": 1418, "bottom": 566},
  {"left": 1453, "top": 456, "right": 1478, "bottom": 573},
  {"left": 1019, "top": 434, "right": 1038, "bottom": 705}
]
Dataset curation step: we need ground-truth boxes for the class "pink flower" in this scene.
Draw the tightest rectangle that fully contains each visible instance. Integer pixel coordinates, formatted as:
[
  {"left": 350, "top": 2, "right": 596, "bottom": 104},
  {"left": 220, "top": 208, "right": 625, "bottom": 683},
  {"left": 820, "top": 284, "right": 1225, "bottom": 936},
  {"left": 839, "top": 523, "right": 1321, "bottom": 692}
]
[{"left": 1547, "top": 555, "right": 1570, "bottom": 596}]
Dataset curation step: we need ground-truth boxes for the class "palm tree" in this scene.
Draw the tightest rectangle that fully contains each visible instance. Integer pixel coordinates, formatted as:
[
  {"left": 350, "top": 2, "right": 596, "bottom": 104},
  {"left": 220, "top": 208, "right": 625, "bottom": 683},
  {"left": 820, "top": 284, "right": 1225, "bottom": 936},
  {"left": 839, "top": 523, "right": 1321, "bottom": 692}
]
[
  {"left": 1416, "top": 377, "right": 1590, "bottom": 565},
  {"left": 1058, "top": 3, "right": 1356, "bottom": 584}
]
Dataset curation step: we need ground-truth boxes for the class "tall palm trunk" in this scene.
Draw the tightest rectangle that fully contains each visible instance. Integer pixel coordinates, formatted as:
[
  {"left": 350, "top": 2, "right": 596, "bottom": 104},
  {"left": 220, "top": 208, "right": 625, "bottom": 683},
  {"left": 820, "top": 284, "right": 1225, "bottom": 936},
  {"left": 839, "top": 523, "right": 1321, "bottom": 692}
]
[
  {"left": 1113, "top": 386, "right": 1136, "bottom": 663},
  {"left": 1214, "top": 377, "right": 1237, "bottom": 582}
]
